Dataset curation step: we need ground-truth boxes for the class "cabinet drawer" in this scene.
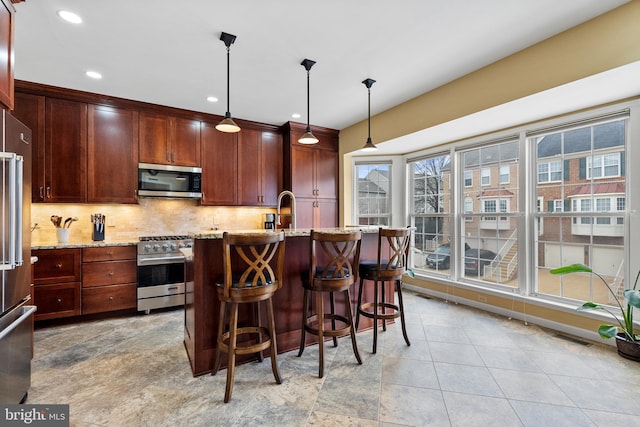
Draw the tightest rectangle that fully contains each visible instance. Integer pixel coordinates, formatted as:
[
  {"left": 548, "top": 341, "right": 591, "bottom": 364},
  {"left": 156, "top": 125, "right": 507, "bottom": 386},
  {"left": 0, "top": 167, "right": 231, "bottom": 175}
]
[
  {"left": 82, "top": 260, "right": 137, "bottom": 287},
  {"left": 32, "top": 249, "right": 82, "bottom": 284},
  {"left": 82, "top": 246, "right": 136, "bottom": 262},
  {"left": 82, "top": 283, "right": 136, "bottom": 314},
  {"left": 33, "top": 282, "right": 81, "bottom": 321}
]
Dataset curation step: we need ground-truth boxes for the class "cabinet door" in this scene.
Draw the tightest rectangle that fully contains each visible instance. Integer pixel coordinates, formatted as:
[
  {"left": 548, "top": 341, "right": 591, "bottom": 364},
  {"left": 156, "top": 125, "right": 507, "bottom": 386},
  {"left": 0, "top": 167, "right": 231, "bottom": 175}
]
[
  {"left": 171, "top": 118, "right": 201, "bottom": 166},
  {"left": 88, "top": 105, "right": 139, "bottom": 203},
  {"left": 260, "top": 131, "right": 282, "bottom": 206},
  {"left": 295, "top": 198, "right": 315, "bottom": 229},
  {"left": 12, "top": 92, "right": 45, "bottom": 202},
  {"left": 44, "top": 98, "right": 87, "bottom": 203},
  {"left": 316, "top": 198, "right": 338, "bottom": 228},
  {"left": 0, "top": 0, "right": 14, "bottom": 110},
  {"left": 237, "top": 128, "right": 261, "bottom": 206},
  {"left": 139, "top": 112, "right": 170, "bottom": 164},
  {"left": 33, "top": 282, "right": 81, "bottom": 321},
  {"left": 290, "top": 145, "right": 315, "bottom": 198},
  {"left": 200, "top": 122, "right": 237, "bottom": 205},
  {"left": 315, "top": 149, "right": 338, "bottom": 200},
  {"left": 32, "top": 248, "right": 82, "bottom": 285}
]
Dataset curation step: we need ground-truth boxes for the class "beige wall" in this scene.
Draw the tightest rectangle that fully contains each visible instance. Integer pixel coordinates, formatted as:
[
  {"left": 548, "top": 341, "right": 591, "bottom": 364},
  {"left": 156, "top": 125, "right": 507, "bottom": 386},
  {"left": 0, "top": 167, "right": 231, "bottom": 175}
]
[{"left": 338, "top": 1, "right": 640, "bottom": 342}]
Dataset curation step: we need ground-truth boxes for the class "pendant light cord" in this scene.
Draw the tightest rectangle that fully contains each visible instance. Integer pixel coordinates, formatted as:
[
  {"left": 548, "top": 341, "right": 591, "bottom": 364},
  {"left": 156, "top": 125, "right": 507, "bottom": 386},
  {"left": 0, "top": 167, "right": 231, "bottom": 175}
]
[
  {"left": 306, "top": 70, "right": 311, "bottom": 132},
  {"left": 226, "top": 46, "right": 231, "bottom": 116},
  {"left": 367, "top": 86, "right": 371, "bottom": 139}
]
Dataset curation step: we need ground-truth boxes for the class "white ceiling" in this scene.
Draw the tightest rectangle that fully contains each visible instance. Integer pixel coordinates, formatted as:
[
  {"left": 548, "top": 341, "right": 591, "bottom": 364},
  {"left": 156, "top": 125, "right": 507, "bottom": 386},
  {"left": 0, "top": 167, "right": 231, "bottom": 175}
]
[{"left": 12, "top": 0, "right": 631, "bottom": 154}]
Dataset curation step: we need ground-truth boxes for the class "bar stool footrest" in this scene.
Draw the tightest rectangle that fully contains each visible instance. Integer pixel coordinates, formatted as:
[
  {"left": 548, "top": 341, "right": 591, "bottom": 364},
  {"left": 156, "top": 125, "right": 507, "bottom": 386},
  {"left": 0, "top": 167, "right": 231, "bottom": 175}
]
[
  {"left": 219, "top": 326, "right": 273, "bottom": 356},
  {"left": 303, "top": 313, "right": 352, "bottom": 337},
  {"left": 358, "top": 301, "right": 401, "bottom": 321}
]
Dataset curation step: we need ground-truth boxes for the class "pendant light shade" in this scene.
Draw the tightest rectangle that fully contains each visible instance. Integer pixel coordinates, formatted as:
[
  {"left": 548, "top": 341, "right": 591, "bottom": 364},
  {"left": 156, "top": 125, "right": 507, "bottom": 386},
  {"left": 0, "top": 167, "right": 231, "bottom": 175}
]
[
  {"left": 361, "top": 78, "right": 378, "bottom": 152},
  {"left": 299, "top": 59, "right": 318, "bottom": 144},
  {"left": 216, "top": 32, "right": 241, "bottom": 133}
]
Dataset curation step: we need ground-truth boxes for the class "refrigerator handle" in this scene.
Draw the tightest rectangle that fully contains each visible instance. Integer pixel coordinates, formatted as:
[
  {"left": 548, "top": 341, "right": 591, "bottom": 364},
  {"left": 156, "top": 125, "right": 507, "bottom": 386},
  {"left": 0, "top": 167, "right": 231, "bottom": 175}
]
[{"left": 0, "top": 151, "right": 21, "bottom": 270}]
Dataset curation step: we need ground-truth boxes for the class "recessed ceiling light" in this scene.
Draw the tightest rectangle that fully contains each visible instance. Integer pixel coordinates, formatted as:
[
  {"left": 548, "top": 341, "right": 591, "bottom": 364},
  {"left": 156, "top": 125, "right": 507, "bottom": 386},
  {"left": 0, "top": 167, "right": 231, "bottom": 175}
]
[
  {"left": 85, "top": 70, "right": 102, "bottom": 79},
  {"left": 206, "top": 96, "right": 219, "bottom": 103},
  {"left": 57, "top": 10, "right": 82, "bottom": 24},
  {"left": 291, "top": 113, "right": 301, "bottom": 119}
]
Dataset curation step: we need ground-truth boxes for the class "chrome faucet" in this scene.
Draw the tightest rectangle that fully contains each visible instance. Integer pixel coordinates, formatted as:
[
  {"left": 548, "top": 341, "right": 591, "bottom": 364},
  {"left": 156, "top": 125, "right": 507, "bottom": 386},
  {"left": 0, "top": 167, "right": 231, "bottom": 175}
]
[{"left": 276, "top": 191, "right": 296, "bottom": 230}]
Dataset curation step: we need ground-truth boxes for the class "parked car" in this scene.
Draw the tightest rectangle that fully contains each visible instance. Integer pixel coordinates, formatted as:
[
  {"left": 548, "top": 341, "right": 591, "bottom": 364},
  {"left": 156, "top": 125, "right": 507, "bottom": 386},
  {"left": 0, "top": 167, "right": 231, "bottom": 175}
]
[
  {"left": 464, "top": 248, "right": 500, "bottom": 276},
  {"left": 426, "top": 243, "right": 470, "bottom": 270}
]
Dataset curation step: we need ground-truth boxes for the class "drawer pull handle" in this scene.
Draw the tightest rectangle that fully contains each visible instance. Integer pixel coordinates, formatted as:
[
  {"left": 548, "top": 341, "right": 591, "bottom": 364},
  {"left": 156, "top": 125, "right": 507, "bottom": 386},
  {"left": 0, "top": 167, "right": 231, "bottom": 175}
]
[
  {"left": 56, "top": 298, "right": 62, "bottom": 303},
  {"left": 108, "top": 252, "right": 113, "bottom": 257},
  {"left": 55, "top": 263, "right": 62, "bottom": 269},
  {"left": 108, "top": 272, "right": 114, "bottom": 276},
  {"left": 109, "top": 296, "right": 114, "bottom": 301}
]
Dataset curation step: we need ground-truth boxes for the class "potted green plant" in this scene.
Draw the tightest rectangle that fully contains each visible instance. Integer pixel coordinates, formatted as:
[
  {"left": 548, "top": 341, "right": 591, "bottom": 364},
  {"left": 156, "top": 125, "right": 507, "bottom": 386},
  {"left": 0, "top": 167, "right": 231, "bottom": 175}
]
[{"left": 550, "top": 264, "right": 640, "bottom": 361}]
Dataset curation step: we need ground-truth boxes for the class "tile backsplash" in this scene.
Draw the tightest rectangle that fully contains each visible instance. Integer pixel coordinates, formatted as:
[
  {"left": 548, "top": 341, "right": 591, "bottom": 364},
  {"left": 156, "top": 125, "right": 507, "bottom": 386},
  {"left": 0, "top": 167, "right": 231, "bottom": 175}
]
[{"left": 31, "top": 198, "right": 279, "bottom": 244}]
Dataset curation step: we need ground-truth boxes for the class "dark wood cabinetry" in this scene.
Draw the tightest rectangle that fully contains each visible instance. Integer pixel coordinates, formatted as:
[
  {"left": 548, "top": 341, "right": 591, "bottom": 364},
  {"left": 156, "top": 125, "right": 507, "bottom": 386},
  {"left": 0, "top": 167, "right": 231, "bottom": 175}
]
[
  {"left": 200, "top": 121, "right": 237, "bottom": 205},
  {"left": 238, "top": 128, "right": 282, "bottom": 206},
  {"left": 32, "top": 248, "right": 82, "bottom": 321},
  {"left": 139, "top": 112, "right": 201, "bottom": 167},
  {"left": 88, "top": 104, "right": 139, "bottom": 203},
  {"left": 283, "top": 122, "right": 339, "bottom": 228},
  {"left": 44, "top": 98, "right": 88, "bottom": 203},
  {"left": 81, "top": 246, "right": 137, "bottom": 315},
  {"left": 12, "top": 92, "right": 45, "bottom": 202},
  {"left": 0, "top": 0, "right": 15, "bottom": 110}
]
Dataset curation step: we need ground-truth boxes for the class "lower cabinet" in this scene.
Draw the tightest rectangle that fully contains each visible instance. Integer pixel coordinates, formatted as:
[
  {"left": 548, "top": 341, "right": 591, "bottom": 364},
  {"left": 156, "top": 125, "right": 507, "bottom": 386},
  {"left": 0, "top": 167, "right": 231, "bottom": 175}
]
[
  {"left": 81, "top": 246, "right": 137, "bottom": 315},
  {"left": 32, "top": 248, "right": 82, "bottom": 321}
]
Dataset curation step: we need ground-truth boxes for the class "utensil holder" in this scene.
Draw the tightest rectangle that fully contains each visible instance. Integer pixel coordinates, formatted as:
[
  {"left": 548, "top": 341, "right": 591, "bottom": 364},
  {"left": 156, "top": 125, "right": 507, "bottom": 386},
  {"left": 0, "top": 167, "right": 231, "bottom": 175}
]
[
  {"left": 56, "top": 228, "right": 69, "bottom": 244},
  {"left": 92, "top": 224, "right": 105, "bottom": 241}
]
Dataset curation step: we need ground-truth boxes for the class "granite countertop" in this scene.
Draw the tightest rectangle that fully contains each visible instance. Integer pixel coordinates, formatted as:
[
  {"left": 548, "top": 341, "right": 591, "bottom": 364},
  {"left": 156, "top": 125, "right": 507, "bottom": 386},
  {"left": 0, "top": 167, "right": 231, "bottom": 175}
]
[
  {"left": 192, "top": 226, "right": 380, "bottom": 240},
  {"left": 32, "top": 238, "right": 139, "bottom": 250}
]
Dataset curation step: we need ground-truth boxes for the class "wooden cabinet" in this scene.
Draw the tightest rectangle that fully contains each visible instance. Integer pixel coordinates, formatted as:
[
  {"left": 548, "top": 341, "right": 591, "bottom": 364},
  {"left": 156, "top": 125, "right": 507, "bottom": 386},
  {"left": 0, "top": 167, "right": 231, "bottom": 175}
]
[
  {"left": 283, "top": 122, "right": 339, "bottom": 228},
  {"left": 0, "top": 0, "right": 15, "bottom": 110},
  {"left": 44, "top": 98, "right": 87, "bottom": 203},
  {"left": 238, "top": 128, "right": 282, "bottom": 206},
  {"left": 88, "top": 104, "right": 139, "bottom": 203},
  {"left": 12, "top": 92, "right": 45, "bottom": 202},
  {"left": 81, "top": 246, "right": 137, "bottom": 315},
  {"left": 200, "top": 121, "right": 237, "bottom": 205},
  {"left": 32, "top": 248, "right": 82, "bottom": 321},
  {"left": 139, "top": 112, "right": 201, "bottom": 167}
]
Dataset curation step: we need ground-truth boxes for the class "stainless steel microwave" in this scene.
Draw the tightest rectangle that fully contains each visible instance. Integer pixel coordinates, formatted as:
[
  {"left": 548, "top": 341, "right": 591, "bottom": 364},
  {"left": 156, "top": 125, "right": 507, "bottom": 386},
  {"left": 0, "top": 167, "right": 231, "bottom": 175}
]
[{"left": 138, "top": 163, "right": 202, "bottom": 198}]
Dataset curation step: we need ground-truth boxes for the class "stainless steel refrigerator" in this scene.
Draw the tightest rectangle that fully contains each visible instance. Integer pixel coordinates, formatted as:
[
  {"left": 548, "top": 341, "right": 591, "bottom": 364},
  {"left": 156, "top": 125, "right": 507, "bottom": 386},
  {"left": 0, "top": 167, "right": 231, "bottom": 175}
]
[{"left": 0, "top": 109, "right": 35, "bottom": 404}]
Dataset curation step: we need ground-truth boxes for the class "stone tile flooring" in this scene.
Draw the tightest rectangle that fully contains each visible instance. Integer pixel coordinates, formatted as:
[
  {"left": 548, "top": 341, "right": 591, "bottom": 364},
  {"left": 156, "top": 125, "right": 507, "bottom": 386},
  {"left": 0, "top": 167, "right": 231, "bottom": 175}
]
[{"left": 29, "top": 291, "right": 640, "bottom": 426}]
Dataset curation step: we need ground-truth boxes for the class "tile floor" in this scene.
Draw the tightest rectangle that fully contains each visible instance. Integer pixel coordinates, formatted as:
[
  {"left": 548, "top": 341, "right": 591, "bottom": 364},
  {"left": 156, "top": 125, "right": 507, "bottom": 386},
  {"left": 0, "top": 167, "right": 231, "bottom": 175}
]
[{"left": 29, "top": 290, "right": 640, "bottom": 426}]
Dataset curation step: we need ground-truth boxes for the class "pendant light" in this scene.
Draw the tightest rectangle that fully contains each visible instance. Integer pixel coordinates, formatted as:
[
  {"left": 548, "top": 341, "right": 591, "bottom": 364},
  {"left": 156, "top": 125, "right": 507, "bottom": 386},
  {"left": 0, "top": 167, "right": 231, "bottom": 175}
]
[
  {"left": 361, "top": 78, "right": 378, "bottom": 152},
  {"left": 216, "top": 32, "right": 241, "bottom": 133},
  {"left": 298, "top": 59, "right": 318, "bottom": 144}
]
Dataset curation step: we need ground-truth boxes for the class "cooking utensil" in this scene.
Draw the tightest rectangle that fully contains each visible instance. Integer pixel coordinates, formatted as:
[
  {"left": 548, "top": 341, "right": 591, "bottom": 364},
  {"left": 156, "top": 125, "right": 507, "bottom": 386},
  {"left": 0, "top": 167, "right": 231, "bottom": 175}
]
[
  {"left": 63, "top": 217, "right": 78, "bottom": 228},
  {"left": 50, "top": 215, "right": 62, "bottom": 228}
]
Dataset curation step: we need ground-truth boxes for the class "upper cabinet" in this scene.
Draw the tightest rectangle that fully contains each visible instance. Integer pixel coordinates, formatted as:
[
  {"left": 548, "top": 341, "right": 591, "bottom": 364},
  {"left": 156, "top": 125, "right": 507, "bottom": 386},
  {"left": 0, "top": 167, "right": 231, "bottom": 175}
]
[
  {"left": 0, "top": 0, "right": 15, "bottom": 110},
  {"left": 238, "top": 128, "right": 282, "bottom": 206},
  {"left": 139, "top": 112, "right": 201, "bottom": 167},
  {"left": 283, "top": 122, "right": 339, "bottom": 228},
  {"left": 200, "top": 121, "right": 237, "bottom": 206},
  {"left": 12, "top": 92, "right": 45, "bottom": 202},
  {"left": 88, "top": 105, "right": 139, "bottom": 203}
]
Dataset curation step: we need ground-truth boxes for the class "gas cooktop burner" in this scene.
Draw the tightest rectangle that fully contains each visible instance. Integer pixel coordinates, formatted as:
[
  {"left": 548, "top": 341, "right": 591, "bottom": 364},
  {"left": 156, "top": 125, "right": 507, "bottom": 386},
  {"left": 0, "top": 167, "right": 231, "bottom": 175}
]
[{"left": 139, "top": 235, "right": 190, "bottom": 242}]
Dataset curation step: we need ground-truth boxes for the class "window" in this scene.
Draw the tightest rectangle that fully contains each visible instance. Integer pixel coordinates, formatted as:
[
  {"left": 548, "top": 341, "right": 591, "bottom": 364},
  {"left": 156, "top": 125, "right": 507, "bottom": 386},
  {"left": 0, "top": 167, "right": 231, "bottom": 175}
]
[
  {"left": 587, "top": 153, "right": 621, "bottom": 179},
  {"left": 354, "top": 162, "right": 391, "bottom": 226},
  {"left": 499, "top": 165, "right": 510, "bottom": 184},
  {"left": 537, "top": 160, "right": 562, "bottom": 183},
  {"left": 553, "top": 200, "right": 563, "bottom": 212},
  {"left": 481, "top": 168, "right": 490, "bottom": 186},
  {"left": 408, "top": 154, "right": 451, "bottom": 271},
  {"left": 464, "top": 170, "right": 473, "bottom": 187},
  {"left": 464, "top": 197, "right": 473, "bottom": 222}
]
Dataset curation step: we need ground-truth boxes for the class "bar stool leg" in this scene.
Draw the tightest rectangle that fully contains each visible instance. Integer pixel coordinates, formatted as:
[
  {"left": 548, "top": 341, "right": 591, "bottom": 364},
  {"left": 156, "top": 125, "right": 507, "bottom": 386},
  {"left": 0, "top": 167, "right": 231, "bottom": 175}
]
[
  {"left": 224, "top": 303, "right": 239, "bottom": 403},
  {"left": 255, "top": 302, "right": 264, "bottom": 362},
  {"left": 373, "top": 280, "right": 379, "bottom": 354},
  {"left": 355, "top": 277, "right": 364, "bottom": 331},
  {"left": 317, "top": 290, "right": 325, "bottom": 378},
  {"left": 329, "top": 292, "right": 338, "bottom": 347},
  {"left": 345, "top": 289, "right": 362, "bottom": 364},
  {"left": 381, "top": 281, "right": 387, "bottom": 331},
  {"left": 396, "top": 279, "right": 411, "bottom": 346},
  {"left": 297, "top": 288, "right": 309, "bottom": 357},
  {"left": 212, "top": 301, "right": 226, "bottom": 375},
  {"left": 266, "top": 298, "right": 282, "bottom": 383}
]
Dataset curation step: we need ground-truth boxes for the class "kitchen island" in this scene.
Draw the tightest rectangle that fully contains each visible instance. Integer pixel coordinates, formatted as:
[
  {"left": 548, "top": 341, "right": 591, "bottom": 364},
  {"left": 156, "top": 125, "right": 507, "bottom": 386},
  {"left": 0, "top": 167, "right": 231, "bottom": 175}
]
[{"left": 184, "top": 228, "right": 388, "bottom": 376}]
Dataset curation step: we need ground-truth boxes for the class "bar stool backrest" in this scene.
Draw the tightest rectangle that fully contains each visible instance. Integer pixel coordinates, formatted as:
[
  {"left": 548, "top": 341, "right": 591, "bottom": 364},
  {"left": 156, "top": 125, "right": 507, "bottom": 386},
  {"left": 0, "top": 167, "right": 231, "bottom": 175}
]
[
  {"left": 376, "top": 227, "right": 411, "bottom": 281},
  {"left": 220, "top": 231, "right": 286, "bottom": 301},
  {"left": 309, "top": 230, "right": 362, "bottom": 291}
]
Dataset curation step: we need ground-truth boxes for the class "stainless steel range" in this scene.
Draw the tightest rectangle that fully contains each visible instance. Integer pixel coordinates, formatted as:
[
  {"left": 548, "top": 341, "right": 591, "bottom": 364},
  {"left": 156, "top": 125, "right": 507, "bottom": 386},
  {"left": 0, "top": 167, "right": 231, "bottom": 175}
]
[{"left": 137, "top": 235, "right": 193, "bottom": 314}]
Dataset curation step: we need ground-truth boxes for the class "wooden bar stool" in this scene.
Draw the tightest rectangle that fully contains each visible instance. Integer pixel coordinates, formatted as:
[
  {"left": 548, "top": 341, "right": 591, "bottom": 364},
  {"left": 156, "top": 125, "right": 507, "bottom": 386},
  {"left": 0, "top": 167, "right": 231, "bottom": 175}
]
[
  {"left": 212, "top": 231, "right": 285, "bottom": 402},
  {"left": 356, "top": 227, "right": 411, "bottom": 354},
  {"left": 298, "top": 230, "right": 363, "bottom": 378}
]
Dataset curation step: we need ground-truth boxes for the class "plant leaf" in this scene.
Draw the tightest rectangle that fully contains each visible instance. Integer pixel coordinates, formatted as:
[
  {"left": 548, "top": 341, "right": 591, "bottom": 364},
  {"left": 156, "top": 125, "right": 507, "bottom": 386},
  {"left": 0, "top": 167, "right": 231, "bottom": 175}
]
[
  {"left": 577, "top": 301, "right": 603, "bottom": 311},
  {"left": 624, "top": 289, "right": 640, "bottom": 309},
  {"left": 598, "top": 324, "right": 618, "bottom": 339},
  {"left": 550, "top": 264, "right": 592, "bottom": 275}
]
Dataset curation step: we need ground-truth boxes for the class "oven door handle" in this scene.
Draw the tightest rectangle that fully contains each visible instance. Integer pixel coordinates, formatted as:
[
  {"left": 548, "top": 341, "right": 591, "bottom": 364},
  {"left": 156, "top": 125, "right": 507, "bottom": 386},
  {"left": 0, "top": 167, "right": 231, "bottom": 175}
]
[{"left": 137, "top": 256, "right": 185, "bottom": 266}]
